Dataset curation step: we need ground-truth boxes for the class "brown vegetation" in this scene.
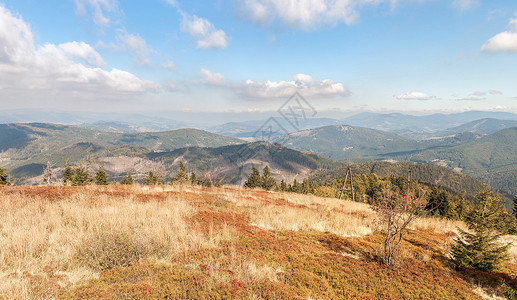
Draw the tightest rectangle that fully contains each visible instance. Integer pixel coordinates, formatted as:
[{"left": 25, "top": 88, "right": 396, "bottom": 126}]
[{"left": 0, "top": 184, "right": 515, "bottom": 299}]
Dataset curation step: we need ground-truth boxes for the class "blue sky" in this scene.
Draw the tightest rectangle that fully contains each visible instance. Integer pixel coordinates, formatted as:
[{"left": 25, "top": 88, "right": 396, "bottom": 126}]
[{"left": 1, "top": 0, "right": 517, "bottom": 121}]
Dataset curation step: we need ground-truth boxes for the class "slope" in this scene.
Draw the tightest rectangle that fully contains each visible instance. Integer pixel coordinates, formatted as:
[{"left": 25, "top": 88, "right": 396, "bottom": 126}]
[
  {"left": 380, "top": 128, "right": 517, "bottom": 196},
  {"left": 0, "top": 123, "right": 243, "bottom": 180},
  {"left": 283, "top": 125, "right": 419, "bottom": 160}
]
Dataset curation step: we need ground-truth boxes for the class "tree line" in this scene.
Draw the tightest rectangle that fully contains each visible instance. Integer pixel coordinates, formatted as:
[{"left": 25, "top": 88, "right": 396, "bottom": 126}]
[{"left": 60, "top": 160, "right": 216, "bottom": 187}]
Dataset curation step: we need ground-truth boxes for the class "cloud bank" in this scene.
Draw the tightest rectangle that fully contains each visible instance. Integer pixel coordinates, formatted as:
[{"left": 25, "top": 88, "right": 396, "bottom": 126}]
[
  {"left": 0, "top": 5, "right": 158, "bottom": 98},
  {"left": 394, "top": 92, "right": 436, "bottom": 100},
  {"left": 201, "top": 69, "right": 349, "bottom": 99}
]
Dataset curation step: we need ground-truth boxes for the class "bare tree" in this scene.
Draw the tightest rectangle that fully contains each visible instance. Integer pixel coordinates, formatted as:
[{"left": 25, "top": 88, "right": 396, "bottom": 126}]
[
  {"left": 42, "top": 161, "right": 53, "bottom": 185},
  {"left": 371, "top": 177, "right": 428, "bottom": 266}
]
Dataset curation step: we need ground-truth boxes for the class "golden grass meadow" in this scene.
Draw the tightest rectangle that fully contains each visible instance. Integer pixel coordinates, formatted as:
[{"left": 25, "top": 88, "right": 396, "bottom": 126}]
[{"left": 1, "top": 184, "right": 516, "bottom": 299}]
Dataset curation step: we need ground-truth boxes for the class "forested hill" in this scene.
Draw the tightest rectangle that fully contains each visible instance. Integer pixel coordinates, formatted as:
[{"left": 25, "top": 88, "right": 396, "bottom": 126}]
[{"left": 309, "top": 161, "right": 512, "bottom": 206}]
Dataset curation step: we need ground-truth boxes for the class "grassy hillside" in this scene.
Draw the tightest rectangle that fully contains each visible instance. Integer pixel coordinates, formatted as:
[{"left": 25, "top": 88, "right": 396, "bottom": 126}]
[{"left": 2, "top": 185, "right": 517, "bottom": 299}]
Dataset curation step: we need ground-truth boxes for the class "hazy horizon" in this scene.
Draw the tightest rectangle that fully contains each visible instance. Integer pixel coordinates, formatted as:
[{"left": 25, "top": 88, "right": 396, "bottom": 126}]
[{"left": 1, "top": 0, "right": 517, "bottom": 119}]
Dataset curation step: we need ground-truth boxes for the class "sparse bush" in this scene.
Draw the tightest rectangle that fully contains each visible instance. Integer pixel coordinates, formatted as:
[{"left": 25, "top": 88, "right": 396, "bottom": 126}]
[
  {"left": 372, "top": 182, "right": 428, "bottom": 267},
  {"left": 74, "top": 230, "right": 148, "bottom": 272}
]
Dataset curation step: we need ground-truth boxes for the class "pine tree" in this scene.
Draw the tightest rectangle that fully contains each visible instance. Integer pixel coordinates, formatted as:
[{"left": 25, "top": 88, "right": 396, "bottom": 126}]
[
  {"left": 120, "top": 172, "right": 134, "bottom": 185},
  {"left": 0, "top": 167, "right": 14, "bottom": 186},
  {"left": 513, "top": 197, "right": 517, "bottom": 217},
  {"left": 426, "top": 186, "right": 452, "bottom": 217},
  {"left": 244, "top": 167, "right": 262, "bottom": 188},
  {"left": 95, "top": 165, "right": 109, "bottom": 185},
  {"left": 291, "top": 179, "right": 302, "bottom": 193},
  {"left": 42, "top": 161, "right": 53, "bottom": 185},
  {"left": 143, "top": 171, "right": 161, "bottom": 185},
  {"left": 279, "top": 179, "right": 288, "bottom": 192},
  {"left": 450, "top": 189, "right": 511, "bottom": 271},
  {"left": 261, "top": 166, "right": 277, "bottom": 191},
  {"left": 301, "top": 178, "right": 312, "bottom": 194},
  {"left": 72, "top": 164, "right": 90, "bottom": 186},
  {"left": 171, "top": 162, "right": 189, "bottom": 184},
  {"left": 62, "top": 159, "right": 74, "bottom": 185},
  {"left": 190, "top": 171, "right": 198, "bottom": 185}
]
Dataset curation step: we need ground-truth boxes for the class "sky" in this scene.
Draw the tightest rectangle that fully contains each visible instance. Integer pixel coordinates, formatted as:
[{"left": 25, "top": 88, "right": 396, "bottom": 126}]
[{"left": 1, "top": 0, "right": 517, "bottom": 122}]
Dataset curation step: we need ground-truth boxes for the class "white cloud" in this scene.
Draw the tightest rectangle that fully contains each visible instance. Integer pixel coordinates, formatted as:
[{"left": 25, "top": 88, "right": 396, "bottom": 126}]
[
  {"left": 74, "top": 0, "right": 118, "bottom": 27},
  {"left": 163, "top": 0, "right": 178, "bottom": 7},
  {"left": 0, "top": 5, "right": 158, "bottom": 98},
  {"left": 482, "top": 17, "right": 517, "bottom": 53},
  {"left": 240, "top": 0, "right": 360, "bottom": 29},
  {"left": 482, "top": 31, "right": 517, "bottom": 53},
  {"left": 489, "top": 89, "right": 503, "bottom": 95},
  {"left": 97, "top": 30, "right": 156, "bottom": 65},
  {"left": 201, "top": 69, "right": 348, "bottom": 99},
  {"left": 394, "top": 92, "right": 435, "bottom": 100},
  {"left": 161, "top": 61, "right": 176, "bottom": 70},
  {"left": 58, "top": 41, "right": 105, "bottom": 66},
  {"left": 243, "top": 73, "right": 348, "bottom": 98},
  {"left": 181, "top": 14, "right": 229, "bottom": 49},
  {"left": 240, "top": 0, "right": 485, "bottom": 30},
  {"left": 456, "top": 96, "right": 483, "bottom": 101},
  {"left": 200, "top": 68, "right": 225, "bottom": 84},
  {"left": 452, "top": 0, "right": 479, "bottom": 11}
]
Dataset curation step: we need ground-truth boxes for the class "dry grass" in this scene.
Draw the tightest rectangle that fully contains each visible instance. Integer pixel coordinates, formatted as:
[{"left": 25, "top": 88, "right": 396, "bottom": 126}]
[
  {"left": 0, "top": 185, "right": 231, "bottom": 299},
  {"left": 0, "top": 184, "right": 516, "bottom": 299}
]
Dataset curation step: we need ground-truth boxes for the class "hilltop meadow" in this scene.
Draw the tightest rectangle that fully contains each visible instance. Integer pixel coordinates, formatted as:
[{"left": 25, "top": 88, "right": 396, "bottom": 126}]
[{"left": 1, "top": 184, "right": 517, "bottom": 299}]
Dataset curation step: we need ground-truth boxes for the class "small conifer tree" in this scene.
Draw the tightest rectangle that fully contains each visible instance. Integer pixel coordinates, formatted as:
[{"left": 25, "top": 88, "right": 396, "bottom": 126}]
[
  {"left": 120, "top": 172, "right": 134, "bottom": 185},
  {"left": 72, "top": 164, "right": 90, "bottom": 186},
  {"left": 451, "top": 189, "right": 511, "bottom": 271},
  {"left": 301, "top": 178, "right": 312, "bottom": 194},
  {"left": 279, "top": 179, "right": 288, "bottom": 192},
  {"left": 143, "top": 170, "right": 161, "bottom": 185},
  {"left": 290, "top": 179, "right": 302, "bottom": 193},
  {"left": 62, "top": 159, "right": 74, "bottom": 185},
  {"left": 95, "top": 165, "right": 109, "bottom": 185},
  {"left": 261, "top": 166, "right": 277, "bottom": 191},
  {"left": 0, "top": 167, "right": 14, "bottom": 186},
  {"left": 171, "top": 162, "right": 189, "bottom": 184},
  {"left": 190, "top": 171, "right": 198, "bottom": 185},
  {"left": 244, "top": 167, "right": 262, "bottom": 188}
]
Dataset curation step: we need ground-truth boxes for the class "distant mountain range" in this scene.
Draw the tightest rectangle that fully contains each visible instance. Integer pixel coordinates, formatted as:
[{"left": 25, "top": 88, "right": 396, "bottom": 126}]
[
  {"left": 204, "top": 111, "right": 517, "bottom": 139},
  {"left": 0, "top": 123, "right": 243, "bottom": 181},
  {"left": 342, "top": 111, "right": 517, "bottom": 138},
  {"left": 2, "top": 111, "right": 517, "bottom": 197},
  {"left": 6, "top": 109, "right": 517, "bottom": 138}
]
